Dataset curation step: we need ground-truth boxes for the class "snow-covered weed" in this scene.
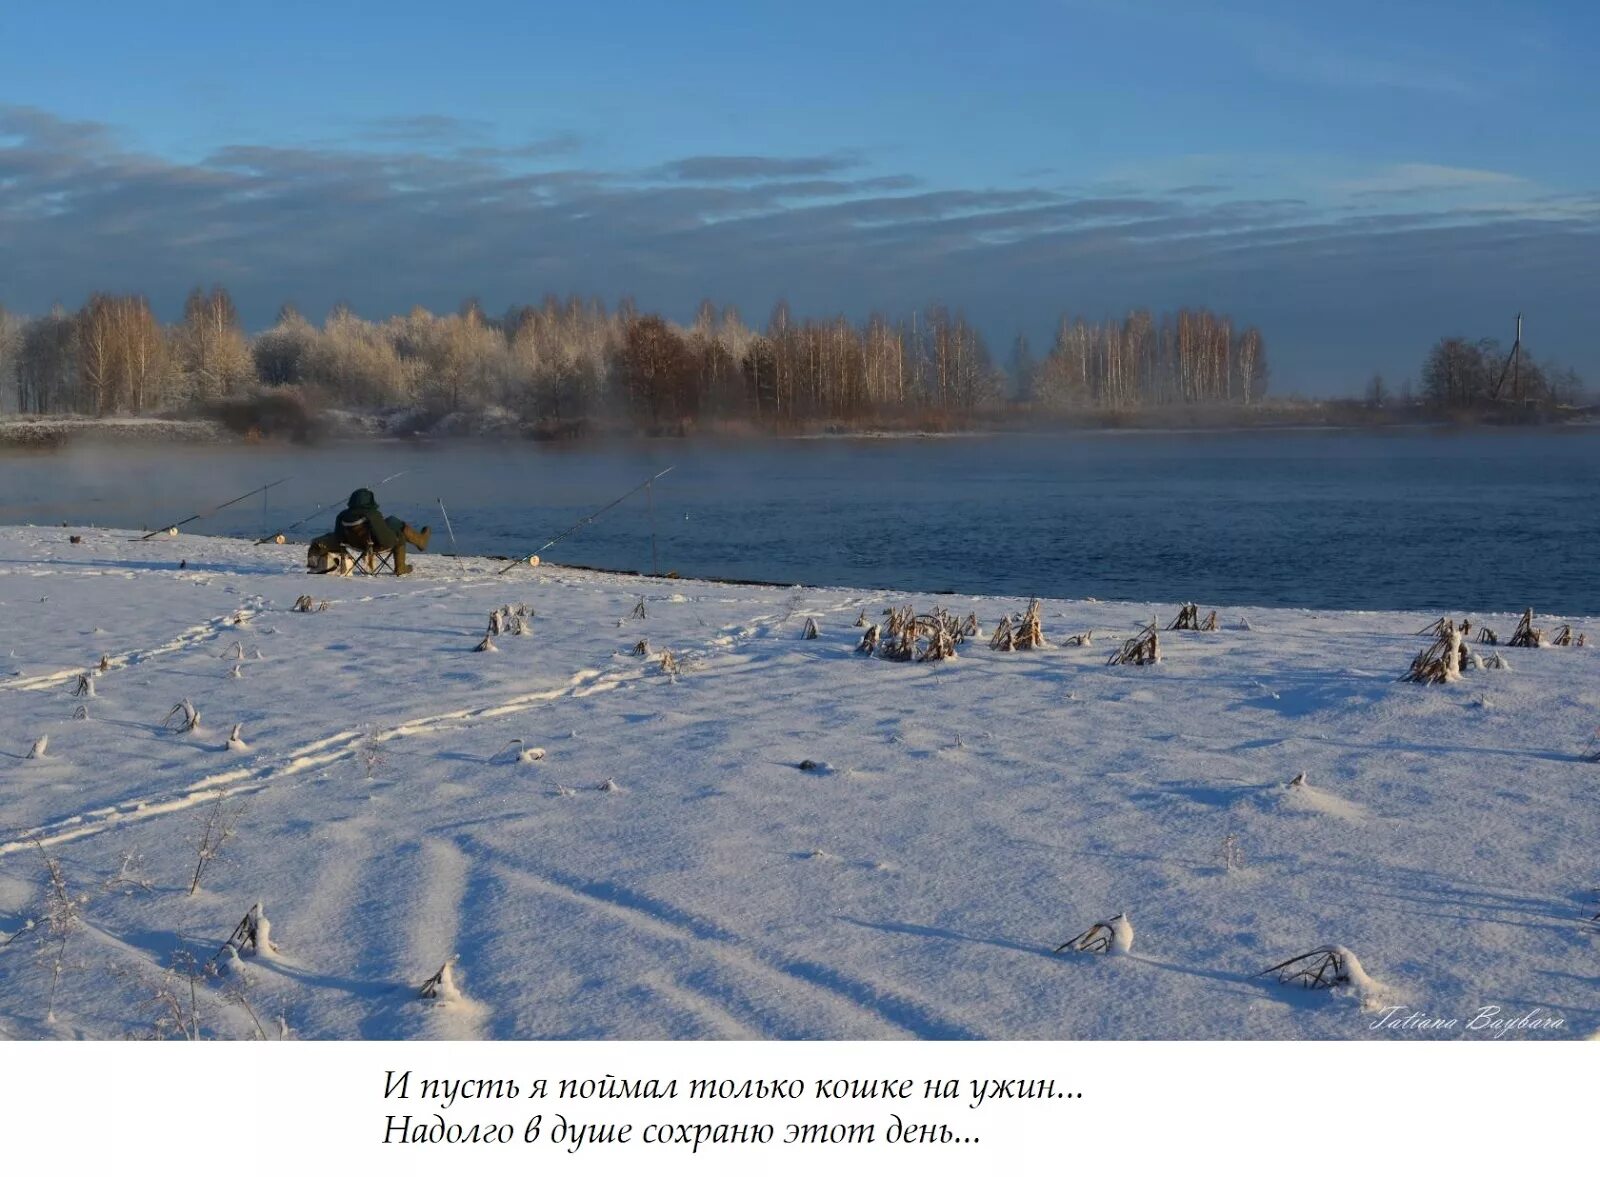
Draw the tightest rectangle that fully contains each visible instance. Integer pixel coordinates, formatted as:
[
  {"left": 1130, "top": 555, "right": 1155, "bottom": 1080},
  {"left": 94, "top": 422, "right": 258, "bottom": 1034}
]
[
  {"left": 1402, "top": 622, "right": 1464, "bottom": 683},
  {"left": 27, "top": 837, "right": 84, "bottom": 1023},
  {"left": 989, "top": 599, "right": 1046, "bottom": 652},
  {"left": 1107, "top": 625, "right": 1161, "bottom": 666},
  {"left": 1508, "top": 608, "right": 1544, "bottom": 648},
  {"left": 103, "top": 848, "right": 153, "bottom": 896},
  {"left": 222, "top": 901, "right": 276, "bottom": 958},
  {"left": 1256, "top": 945, "right": 1383, "bottom": 1006},
  {"left": 187, "top": 792, "right": 246, "bottom": 895},
  {"left": 1054, "top": 913, "right": 1134, "bottom": 956},
  {"left": 419, "top": 955, "right": 461, "bottom": 1002},
  {"left": 494, "top": 738, "right": 546, "bottom": 765},
  {"left": 164, "top": 698, "right": 200, "bottom": 733},
  {"left": 361, "top": 727, "right": 388, "bottom": 779},
  {"left": 1221, "top": 831, "right": 1245, "bottom": 873}
]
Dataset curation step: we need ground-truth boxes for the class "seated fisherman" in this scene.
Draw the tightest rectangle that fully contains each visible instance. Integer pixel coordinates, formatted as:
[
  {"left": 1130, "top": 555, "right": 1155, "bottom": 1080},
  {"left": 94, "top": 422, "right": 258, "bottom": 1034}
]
[{"left": 307, "top": 487, "right": 430, "bottom": 574}]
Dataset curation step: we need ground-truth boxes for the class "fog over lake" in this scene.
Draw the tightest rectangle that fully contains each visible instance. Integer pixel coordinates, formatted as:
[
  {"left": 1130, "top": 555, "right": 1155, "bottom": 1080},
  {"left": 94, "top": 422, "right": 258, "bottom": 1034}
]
[{"left": 3, "top": 430, "right": 1595, "bottom": 613}]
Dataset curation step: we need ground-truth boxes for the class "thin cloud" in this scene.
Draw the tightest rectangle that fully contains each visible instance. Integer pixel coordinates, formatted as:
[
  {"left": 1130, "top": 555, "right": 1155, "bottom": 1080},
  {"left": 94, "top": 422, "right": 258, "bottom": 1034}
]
[
  {"left": 1338, "top": 162, "right": 1528, "bottom": 196},
  {"left": 657, "top": 153, "right": 862, "bottom": 182},
  {"left": 0, "top": 103, "right": 1596, "bottom": 393}
]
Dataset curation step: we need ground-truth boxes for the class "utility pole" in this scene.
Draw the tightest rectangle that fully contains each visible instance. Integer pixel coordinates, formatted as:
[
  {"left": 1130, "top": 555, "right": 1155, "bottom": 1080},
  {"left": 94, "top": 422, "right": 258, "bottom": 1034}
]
[{"left": 1512, "top": 312, "right": 1522, "bottom": 402}]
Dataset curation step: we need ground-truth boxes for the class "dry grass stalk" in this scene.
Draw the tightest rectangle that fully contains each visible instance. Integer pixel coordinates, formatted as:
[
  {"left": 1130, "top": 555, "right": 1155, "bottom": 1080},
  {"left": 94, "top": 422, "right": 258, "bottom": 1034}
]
[
  {"left": 1107, "top": 625, "right": 1161, "bottom": 666},
  {"left": 1476, "top": 626, "right": 1499, "bottom": 645},
  {"left": 659, "top": 650, "right": 680, "bottom": 676},
  {"left": 474, "top": 633, "right": 497, "bottom": 652},
  {"left": 28, "top": 837, "right": 83, "bottom": 1023},
  {"left": 802, "top": 617, "right": 819, "bottom": 640},
  {"left": 631, "top": 597, "right": 648, "bottom": 620},
  {"left": 72, "top": 673, "right": 94, "bottom": 698},
  {"left": 988, "top": 615, "right": 1015, "bottom": 651},
  {"left": 1067, "top": 630, "right": 1093, "bottom": 647},
  {"left": 853, "top": 609, "right": 867, "bottom": 627},
  {"left": 1255, "top": 946, "right": 1358, "bottom": 990},
  {"left": 920, "top": 625, "right": 956, "bottom": 662},
  {"left": 1053, "top": 913, "right": 1131, "bottom": 955},
  {"left": 188, "top": 792, "right": 245, "bottom": 895},
  {"left": 1014, "top": 599, "right": 1046, "bottom": 649},
  {"left": 165, "top": 698, "right": 200, "bottom": 732},
  {"left": 1551, "top": 625, "right": 1584, "bottom": 647},
  {"left": 1168, "top": 603, "right": 1201, "bottom": 631},
  {"left": 98, "top": 654, "right": 111, "bottom": 672},
  {"left": 883, "top": 625, "right": 917, "bottom": 661},
  {"left": 631, "top": 638, "right": 651, "bottom": 657},
  {"left": 1402, "top": 622, "right": 1464, "bottom": 684},
  {"left": 1199, "top": 610, "right": 1219, "bottom": 632},
  {"left": 1508, "top": 608, "right": 1543, "bottom": 648}
]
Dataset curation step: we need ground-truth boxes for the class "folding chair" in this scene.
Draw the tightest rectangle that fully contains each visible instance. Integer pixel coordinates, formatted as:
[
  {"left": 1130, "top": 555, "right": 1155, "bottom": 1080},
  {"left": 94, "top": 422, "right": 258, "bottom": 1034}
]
[{"left": 334, "top": 518, "right": 400, "bottom": 576}]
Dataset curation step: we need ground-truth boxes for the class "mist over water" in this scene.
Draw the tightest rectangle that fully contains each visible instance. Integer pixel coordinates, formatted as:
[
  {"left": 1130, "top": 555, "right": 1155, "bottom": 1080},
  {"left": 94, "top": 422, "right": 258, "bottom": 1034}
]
[{"left": 3, "top": 430, "right": 1596, "bottom": 614}]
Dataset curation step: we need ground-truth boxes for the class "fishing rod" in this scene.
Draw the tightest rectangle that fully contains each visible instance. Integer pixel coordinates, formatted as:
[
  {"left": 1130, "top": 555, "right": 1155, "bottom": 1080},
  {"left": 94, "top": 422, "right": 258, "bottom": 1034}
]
[
  {"left": 255, "top": 470, "right": 411, "bottom": 545},
  {"left": 498, "top": 466, "right": 675, "bottom": 575},
  {"left": 140, "top": 478, "right": 289, "bottom": 541},
  {"left": 438, "top": 498, "right": 463, "bottom": 563}
]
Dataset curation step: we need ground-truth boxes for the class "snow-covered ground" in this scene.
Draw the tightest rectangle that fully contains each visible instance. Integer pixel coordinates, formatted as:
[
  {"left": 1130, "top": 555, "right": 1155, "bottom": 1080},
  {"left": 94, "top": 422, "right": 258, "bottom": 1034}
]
[
  {"left": 0, "top": 524, "right": 1595, "bottom": 1040},
  {"left": 0, "top": 416, "right": 225, "bottom": 446}
]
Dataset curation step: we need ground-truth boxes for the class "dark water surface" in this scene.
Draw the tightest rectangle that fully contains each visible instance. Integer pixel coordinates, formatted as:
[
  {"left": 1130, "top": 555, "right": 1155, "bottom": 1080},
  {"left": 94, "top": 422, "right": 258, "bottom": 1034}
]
[{"left": 2, "top": 430, "right": 1595, "bottom": 613}]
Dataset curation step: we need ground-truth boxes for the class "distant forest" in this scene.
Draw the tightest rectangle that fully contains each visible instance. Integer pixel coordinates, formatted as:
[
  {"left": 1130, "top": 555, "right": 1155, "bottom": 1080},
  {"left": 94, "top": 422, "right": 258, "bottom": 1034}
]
[{"left": 0, "top": 288, "right": 1586, "bottom": 438}]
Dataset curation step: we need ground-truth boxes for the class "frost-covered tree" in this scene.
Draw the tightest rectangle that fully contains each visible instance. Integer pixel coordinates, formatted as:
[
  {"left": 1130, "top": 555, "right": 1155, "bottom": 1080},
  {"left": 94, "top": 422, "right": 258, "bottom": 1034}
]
[{"left": 176, "top": 285, "right": 253, "bottom": 402}]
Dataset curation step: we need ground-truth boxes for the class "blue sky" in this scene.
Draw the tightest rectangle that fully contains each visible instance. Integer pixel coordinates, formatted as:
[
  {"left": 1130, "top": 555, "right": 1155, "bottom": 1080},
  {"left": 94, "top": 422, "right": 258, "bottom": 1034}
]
[{"left": 3, "top": 0, "right": 1598, "bottom": 392}]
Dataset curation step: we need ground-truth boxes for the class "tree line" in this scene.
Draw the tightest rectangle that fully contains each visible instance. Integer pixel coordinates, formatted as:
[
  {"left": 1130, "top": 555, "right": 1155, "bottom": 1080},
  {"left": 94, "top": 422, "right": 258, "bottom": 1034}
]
[{"left": 0, "top": 286, "right": 1278, "bottom": 433}]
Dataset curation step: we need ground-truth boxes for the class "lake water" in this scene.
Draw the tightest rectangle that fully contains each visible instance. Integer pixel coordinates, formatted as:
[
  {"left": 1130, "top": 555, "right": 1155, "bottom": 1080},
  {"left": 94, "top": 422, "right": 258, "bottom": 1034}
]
[{"left": 2, "top": 430, "right": 1595, "bottom": 614}]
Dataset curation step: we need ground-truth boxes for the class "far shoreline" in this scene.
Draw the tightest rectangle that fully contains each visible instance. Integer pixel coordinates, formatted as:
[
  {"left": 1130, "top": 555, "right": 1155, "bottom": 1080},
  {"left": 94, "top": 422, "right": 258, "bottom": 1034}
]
[{"left": 3, "top": 407, "right": 1598, "bottom": 450}]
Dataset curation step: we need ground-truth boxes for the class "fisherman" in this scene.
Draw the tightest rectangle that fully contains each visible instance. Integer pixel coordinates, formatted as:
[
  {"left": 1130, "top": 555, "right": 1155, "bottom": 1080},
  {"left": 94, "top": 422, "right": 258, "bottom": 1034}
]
[{"left": 307, "top": 488, "right": 430, "bottom": 575}]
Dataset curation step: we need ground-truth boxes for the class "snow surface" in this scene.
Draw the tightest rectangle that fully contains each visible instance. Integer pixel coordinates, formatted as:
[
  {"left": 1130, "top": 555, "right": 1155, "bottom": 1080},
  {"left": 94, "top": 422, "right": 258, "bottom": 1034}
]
[{"left": 1, "top": 525, "right": 1597, "bottom": 1040}]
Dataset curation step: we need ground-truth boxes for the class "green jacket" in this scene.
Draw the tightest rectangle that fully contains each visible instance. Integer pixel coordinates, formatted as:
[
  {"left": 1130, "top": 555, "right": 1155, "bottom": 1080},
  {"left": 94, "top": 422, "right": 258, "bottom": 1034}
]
[{"left": 334, "top": 488, "right": 400, "bottom": 549}]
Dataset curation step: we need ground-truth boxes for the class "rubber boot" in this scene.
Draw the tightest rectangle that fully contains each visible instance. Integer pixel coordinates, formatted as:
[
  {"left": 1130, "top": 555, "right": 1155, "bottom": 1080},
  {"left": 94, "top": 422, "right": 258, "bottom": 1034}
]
[
  {"left": 392, "top": 546, "right": 411, "bottom": 576},
  {"left": 402, "top": 523, "right": 430, "bottom": 552}
]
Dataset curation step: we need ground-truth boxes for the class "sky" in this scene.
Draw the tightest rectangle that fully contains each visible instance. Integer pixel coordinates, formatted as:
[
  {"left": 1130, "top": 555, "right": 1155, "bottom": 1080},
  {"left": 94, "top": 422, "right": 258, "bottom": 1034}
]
[{"left": 2, "top": 0, "right": 1598, "bottom": 394}]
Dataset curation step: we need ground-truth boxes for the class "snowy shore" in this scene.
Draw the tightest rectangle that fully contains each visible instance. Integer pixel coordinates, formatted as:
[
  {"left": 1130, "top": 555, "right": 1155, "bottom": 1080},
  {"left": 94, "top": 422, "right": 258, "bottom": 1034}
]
[
  {"left": 0, "top": 525, "right": 1595, "bottom": 1040},
  {"left": 0, "top": 416, "right": 226, "bottom": 447}
]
